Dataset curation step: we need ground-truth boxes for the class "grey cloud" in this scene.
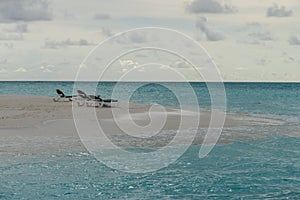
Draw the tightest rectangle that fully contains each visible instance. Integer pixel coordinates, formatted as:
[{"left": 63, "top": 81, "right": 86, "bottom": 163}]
[
  {"left": 186, "top": 0, "right": 237, "bottom": 14},
  {"left": 281, "top": 51, "right": 296, "bottom": 64},
  {"left": 110, "top": 31, "right": 151, "bottom": 45},
  {"left": 205, "top": 30, "right": 224, "bottom": 41},
  {"left": 246, "top": 22, "right": 262, "bottom": 29},
  {"left": 44, "top": 38, "right": 95, "bottom": 49},
  {"left": 0, "top": 0, "right": 52, "bottom": 22},
  {"left": 195, "top": 17, "right": 224, "bottom": 41},
  {"left": 94, "top": 14, "right": 110, "bottom": 20},
  {"left": 113, "top": 32, "right": 145, "bottom": 44},
  {"left": 0, "top": 58, "right": 7, "bottom": 64},
  {"left": 195, "top": 17, "right": 207, "bottom": 32},
  {"left": 256, "top": 58, "right": 270, "bottom": 66},
  {"left": 3, "top": 24, "right": 28, "bottom": 33},
  {"left": 237, "top": 22, "right": 275, "bottom": 45},
  {"left": 288, "top": 36, "right": 300, "bottom": 45},
  {"left": 15, "top": 24, "right": 28, "bottom": 32},
  {"left": 63, "top": 10, "right": 76, "bottom": 20},
  {"left": 101, "top": 27, "right": 113, "bottom": 37},
  {"left": 249, "top": 31, "right": 273, "bottom": 41},
  {"left": 0, "top": 33, "right": 23, "bottom": 40},
  {"left": 0, "top": 42, "right": 14, "bottom": 49},
  {"left": 4, "top": 43, "right": 14, "bottom": 49},
  {"left": 267, "top": 4, "right": 292, "bottom": 17},
  {"left": 128, "top": 32, "right": 147, "bottom": 43}
]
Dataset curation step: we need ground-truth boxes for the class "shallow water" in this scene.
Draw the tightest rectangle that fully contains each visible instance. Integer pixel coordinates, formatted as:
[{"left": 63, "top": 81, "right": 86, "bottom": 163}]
[
  {"left": 0, "top": 136, "right": 299, "bottom": 199},
  {"left": 0, "top": 82, "right": 300, "bottom": 199}
]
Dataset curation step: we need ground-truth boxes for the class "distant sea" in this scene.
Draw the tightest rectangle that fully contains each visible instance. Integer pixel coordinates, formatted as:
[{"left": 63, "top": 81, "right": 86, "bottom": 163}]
[{"left": 0, "top": 81, "right": 299, "bottom": 199}]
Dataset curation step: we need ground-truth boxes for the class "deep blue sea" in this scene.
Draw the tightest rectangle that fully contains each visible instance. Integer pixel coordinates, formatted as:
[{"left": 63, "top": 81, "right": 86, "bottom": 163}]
[{"left": 0, "top": 82, "right": 299, "bottom": 199}]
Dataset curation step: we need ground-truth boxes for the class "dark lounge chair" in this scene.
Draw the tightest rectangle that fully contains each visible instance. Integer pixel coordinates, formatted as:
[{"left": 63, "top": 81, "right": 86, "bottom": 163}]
[
  {"left": 77, "top": 90, "right": 118, "bottom": 107},
  {"left": 53, "top": 89, "right": 77, "bottom": 102}
]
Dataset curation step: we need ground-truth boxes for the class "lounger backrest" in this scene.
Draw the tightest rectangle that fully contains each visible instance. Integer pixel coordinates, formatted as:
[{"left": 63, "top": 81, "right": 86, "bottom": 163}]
[
  {"left": 77, "top": 90, "right": 88, "bottom": 99},
  {"left": 89, "top": 95, "right": 103, "bottom": 101},
  {"left": 56, "top": 89, "right": 65, "bottom": 97}
]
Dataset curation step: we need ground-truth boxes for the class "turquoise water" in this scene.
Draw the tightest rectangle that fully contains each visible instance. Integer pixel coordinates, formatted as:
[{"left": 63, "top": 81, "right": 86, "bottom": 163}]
[
  {"left": 0, "top": 82, "right": 299, "bottom": 116},
  {"left": 0, "top": 82, "right": 300, "bottom": 199},
  {"left": 1, "top": 136, "right": 299, "bottom": 199}
]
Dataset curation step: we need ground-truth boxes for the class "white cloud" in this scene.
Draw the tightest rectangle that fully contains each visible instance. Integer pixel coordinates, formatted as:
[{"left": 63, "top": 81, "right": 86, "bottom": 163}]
[
  {"left": 0, "top": 68, "right": 8, "bottom": 73},
  {"left": 40, "top": 64, "right": 55, "bottom": 72},
  {"left": 0, "top": 0, "right": 52, "bottom": 22},
  {"left": 266, "top": 4, "right": 293, "bottom": 17},
  {"left": 235, "top": 67, "right": 248, "bottom": 71},
  {"left": 42, "top": 68, "right": 52, "bottom": 73},
  {"left": 186, "top": 0, "right": 237, "bottom": 14},
  {"left": 119, "top": 59, "right": 139, "bottom": 68},
  {"left": 117, "top": 59, "right": 140, "bottom": 74},
  {"left": 14, "top": 67, "right": 27, "bottom": 73}
]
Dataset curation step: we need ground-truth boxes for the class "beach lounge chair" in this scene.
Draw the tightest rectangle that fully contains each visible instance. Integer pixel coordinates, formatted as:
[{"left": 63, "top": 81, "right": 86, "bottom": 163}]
[
  {"left": 76, "top": 90, "right": 118, "bottom": 107},
  {"left": 53, "top": 89, "right": 77, "bottom": 102}
]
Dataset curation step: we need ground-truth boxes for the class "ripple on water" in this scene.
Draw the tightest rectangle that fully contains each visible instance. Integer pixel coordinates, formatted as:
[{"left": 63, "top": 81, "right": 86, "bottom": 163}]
[{"left": 0, "top": 135, "right": 299, "bottom": 199}]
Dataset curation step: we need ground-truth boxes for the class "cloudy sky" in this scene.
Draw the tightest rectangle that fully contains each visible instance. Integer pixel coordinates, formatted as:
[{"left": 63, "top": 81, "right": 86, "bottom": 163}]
[{"left": 0, "top": 0, "right": 299, "bottom": 81}]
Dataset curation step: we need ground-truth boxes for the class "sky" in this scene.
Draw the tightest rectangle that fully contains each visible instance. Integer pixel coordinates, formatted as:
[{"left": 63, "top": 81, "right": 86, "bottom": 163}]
[{"left": 0, "top": 0, "right": 299, "bottom": 81}]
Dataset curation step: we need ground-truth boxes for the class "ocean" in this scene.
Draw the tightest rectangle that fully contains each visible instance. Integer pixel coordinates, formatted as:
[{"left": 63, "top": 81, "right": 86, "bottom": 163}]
[{"left": 0, "top": 82, "right": 299, "bottom": 199}]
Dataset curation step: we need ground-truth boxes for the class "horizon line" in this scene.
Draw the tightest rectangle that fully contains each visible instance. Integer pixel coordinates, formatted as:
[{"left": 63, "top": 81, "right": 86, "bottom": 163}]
[{"left": 0, "top": 80, "right": 300, "bottom": 83}]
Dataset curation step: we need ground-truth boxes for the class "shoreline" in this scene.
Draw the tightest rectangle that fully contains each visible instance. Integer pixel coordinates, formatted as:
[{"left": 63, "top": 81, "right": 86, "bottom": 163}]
[{"left": 0, "top": 95, "right": 283, "bottom": 128}]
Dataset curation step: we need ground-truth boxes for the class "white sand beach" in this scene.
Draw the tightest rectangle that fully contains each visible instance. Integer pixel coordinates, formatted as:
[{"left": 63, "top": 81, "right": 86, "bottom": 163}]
[{"left": 0, "top": 95, "right": 283, "bottom": 156}]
